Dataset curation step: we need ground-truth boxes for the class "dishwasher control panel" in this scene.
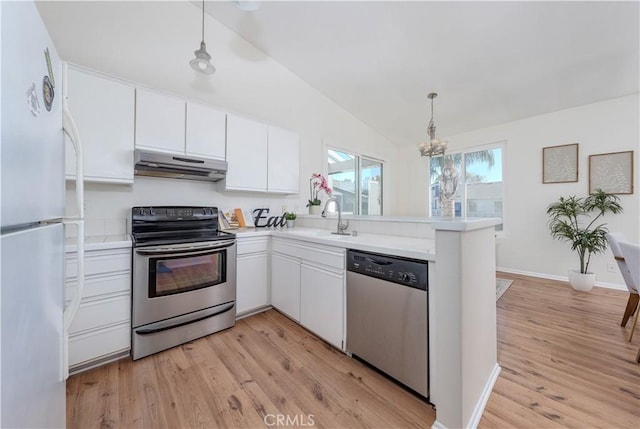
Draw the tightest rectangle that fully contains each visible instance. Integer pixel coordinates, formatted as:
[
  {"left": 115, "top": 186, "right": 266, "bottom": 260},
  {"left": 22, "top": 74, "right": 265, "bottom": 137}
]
[{"left": 346, "top": 249, "right": 428, "bottom": 290}]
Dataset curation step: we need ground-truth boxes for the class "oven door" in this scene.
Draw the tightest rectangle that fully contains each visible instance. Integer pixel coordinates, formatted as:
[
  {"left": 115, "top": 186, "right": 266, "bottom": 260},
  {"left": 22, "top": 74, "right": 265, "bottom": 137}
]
[{"left": 132, "top": 239, "right": 236, "bottom": 328}]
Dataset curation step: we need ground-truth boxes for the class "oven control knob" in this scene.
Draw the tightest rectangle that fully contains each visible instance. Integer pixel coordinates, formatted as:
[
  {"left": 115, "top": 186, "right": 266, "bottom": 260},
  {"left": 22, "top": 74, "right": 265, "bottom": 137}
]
[
  {"left": 149, "top": 208, "right": 155, "bottom": 216},
  {"left": 400, "top": 273, "right": 410, "bottom": 282}
]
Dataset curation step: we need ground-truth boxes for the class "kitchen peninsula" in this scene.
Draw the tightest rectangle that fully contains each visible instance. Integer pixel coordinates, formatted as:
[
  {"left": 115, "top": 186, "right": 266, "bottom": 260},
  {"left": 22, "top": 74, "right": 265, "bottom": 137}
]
[{"left": 235, "top": 216, "right": 501, "bottom": 429}]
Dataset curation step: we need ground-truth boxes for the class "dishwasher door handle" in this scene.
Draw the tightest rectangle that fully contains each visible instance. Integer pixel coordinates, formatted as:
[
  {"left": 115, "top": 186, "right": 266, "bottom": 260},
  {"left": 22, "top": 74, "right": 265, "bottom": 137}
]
[{"left": 366, "top": 257, "right": 393, "bottom": 266}]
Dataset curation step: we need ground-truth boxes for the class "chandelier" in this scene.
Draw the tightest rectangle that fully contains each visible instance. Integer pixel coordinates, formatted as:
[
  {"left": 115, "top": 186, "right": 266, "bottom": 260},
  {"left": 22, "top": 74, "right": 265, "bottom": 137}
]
[{"left": 418, "top": 92, "right": 447, "bottom": 157}]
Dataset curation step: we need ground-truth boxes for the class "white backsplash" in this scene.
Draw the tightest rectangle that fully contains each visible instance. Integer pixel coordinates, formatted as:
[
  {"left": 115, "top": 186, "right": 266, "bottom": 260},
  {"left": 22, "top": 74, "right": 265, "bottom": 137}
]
[
  {"left": 65, "top": 217, "right": 129, "bottom": 238},
  {"left": 295, "top": 216, "right": 435, "bottom": 239}
]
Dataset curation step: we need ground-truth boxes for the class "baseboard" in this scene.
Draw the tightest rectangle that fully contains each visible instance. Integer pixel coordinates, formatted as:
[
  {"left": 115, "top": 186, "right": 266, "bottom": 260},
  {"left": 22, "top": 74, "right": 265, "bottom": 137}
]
[
  {"left": 431, "top": 420, "right": 448, "bottom": 429},
  {"left": 466, "top": 363, "right": 501, "bottom": 429},
  {"left": 69, "top": 349, "right": 130, "bottom": 376},
  {"left": 431, "top": 364, "right": 501, "bottom": 429},
  {"left": 236, "top": 305, "right": 273, "bottom": 320},
  {"left": 496, "top": 267, "right": 626, "bottom": 291}
]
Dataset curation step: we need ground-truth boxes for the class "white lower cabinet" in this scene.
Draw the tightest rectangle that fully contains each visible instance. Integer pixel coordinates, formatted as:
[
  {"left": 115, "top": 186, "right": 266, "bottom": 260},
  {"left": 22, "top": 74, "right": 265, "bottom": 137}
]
[
  {"left": 65, "top": 246, "right": 131, "bottom": 373},
  {"left": 300, "top": 262, "right": 344, "bottom": 349},
  {"left": 270, "top": 238, "right": 345, "bottom": 349},
  {"left": 270, "top": 252, "right": 301, "bottom": 321},
  {"left": 236, "top": 236, "right": 269, "bottom": 315}
]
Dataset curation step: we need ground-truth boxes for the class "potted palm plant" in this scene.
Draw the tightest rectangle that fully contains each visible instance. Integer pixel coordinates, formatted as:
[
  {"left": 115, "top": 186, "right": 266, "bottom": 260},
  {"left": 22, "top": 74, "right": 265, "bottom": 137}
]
[{"left": 546, "top": 189, "right": 623, "bottom": 291}]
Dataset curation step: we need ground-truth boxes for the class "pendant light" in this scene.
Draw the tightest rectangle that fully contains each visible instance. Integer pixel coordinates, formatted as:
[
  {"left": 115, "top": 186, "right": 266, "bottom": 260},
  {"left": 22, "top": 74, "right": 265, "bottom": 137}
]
[
  {"left": 190, "top": 0, "right": 216, "bottom": 75},
  {"left": 418, "top": 92, "right": 447, "bottom": 157}
]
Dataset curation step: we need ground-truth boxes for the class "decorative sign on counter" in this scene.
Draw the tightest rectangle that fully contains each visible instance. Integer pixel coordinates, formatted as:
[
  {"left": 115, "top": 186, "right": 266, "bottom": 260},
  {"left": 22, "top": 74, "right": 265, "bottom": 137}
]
[{"left": 253, "top": 208, "right": 287, "bottom": 228}]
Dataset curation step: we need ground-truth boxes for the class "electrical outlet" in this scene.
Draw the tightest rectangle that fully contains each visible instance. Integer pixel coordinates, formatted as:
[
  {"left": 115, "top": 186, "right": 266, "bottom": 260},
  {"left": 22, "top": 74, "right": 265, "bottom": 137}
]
[{"left": 607, "top": 262, "right": 617, "bottom": 273}]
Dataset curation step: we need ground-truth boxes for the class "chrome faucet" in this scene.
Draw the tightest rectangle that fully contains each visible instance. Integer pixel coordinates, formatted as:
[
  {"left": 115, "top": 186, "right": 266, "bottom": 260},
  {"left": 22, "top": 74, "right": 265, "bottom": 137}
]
[{"left": 321, "top": 197, "right": 350, "bottom": 235}]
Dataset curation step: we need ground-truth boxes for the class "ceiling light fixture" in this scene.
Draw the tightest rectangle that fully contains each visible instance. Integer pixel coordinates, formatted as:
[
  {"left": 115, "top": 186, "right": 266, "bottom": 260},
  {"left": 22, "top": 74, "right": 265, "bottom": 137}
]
[
  {"left": 190, "top": 0, "right": 216, "bottom": 75},
  {"left": 418, "top": 92, "right": 447, "bottom": 157}
]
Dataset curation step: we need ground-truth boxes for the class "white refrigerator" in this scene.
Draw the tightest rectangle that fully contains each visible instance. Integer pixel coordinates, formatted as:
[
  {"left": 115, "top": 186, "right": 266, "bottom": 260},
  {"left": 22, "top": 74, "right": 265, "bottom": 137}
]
[{"left": 1, "top": 1, "right": 84, "bottom": 427}]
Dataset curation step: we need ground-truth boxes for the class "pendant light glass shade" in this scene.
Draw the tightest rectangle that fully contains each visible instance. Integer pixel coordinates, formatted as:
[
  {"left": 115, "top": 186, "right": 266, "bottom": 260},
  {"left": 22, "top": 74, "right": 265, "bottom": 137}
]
[
  {"left": 190, "top": 41, "right": 216, "bottom": 74},
  {"left": 418, "top": 92, "right": 447, "bottom": 157},
  {"left": 191, "top": 0, "right": 216, "bottom": 75}
]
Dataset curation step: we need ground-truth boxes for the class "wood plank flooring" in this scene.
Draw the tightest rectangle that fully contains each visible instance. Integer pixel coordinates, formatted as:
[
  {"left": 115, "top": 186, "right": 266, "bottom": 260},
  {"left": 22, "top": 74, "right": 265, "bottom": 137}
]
[
  {"left": 67, "top": 310, "right": 434, "bottom": 428},
  {"left": 480, "top": 272, "right": 640, "bottom": 428},
  {"left": 67, "top": 273, "right": 640, "bottom": 428}
]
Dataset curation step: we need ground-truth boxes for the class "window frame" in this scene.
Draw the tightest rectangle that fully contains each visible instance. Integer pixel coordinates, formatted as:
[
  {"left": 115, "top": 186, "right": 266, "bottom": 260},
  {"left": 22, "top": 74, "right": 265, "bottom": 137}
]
[
  {"left": 429, "top": 141, "right": 506, "bottom": 235},
  {"left": 325, "top": 145, "right": 385, "bottom": 216}
]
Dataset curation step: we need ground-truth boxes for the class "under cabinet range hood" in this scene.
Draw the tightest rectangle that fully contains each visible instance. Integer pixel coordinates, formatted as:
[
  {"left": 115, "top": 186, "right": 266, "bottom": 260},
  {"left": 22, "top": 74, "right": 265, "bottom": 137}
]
[{"left": 134, "top": 149, "right": 227, "bottom": 182}]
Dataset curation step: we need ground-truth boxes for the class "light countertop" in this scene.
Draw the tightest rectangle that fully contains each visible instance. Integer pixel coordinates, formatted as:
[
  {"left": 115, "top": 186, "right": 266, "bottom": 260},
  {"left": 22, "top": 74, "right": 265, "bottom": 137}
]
[{"left": 232, "top": 227, "right": 436, "bottom": 260}]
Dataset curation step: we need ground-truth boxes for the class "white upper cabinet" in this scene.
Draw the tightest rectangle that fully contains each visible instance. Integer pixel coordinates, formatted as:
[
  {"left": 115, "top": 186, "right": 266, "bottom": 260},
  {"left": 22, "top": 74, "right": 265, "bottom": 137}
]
[
  {"left": 185, "top": 102, "right": 226, "bottom": 160},
  {"left": 64, "top": 67, "right": 135, "bottom": 183},
  {"left": 225, "top": 115, "right": 299, "bottom": 194},
  {"left": 225, "top": 114, "right": 268, "bottom": 191},
  {"left": 135, "top": 88, "right": 185, "bottom": 155},
  {"left": 267, "top": 126, "right": 300, "bottom": 193}
]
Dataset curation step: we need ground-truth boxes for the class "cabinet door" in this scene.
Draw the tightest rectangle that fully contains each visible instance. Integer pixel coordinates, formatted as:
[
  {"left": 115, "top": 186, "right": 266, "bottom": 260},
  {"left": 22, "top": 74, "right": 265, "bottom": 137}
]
[
  {"left": 64, "top": 68, "right": 135, "bottom": 183},
  {"left": 186, "top": 102, "right": 226, "bottom": 160},
  {"left": 267, "top": 126, "right": 300, "bottom": 194},
  {"left": 237, "top": 253, "right": 269, "bottom": 314},
  {"left": 271, "top": 252, "right": 300, "bottom": 321},
  {"left": 135, "top": 88, "right": 185, "bottom": 154},
  {"left": 300, "top": 262, "right": 345, "bottom": 349},
  {"left": 225, "top": 114, "right": 268, "bottom": 191}
]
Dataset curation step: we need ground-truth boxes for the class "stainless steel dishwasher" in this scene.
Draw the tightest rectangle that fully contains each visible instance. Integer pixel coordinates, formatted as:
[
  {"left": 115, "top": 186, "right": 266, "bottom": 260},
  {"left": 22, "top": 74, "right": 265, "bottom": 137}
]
[{"left": 346, "top": 249, "right": 429, "bottom": 397}]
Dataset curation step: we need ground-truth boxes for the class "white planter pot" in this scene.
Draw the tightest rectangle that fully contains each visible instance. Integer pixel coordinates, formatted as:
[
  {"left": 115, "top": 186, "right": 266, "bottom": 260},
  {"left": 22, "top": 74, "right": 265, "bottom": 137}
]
[
  {"left": 309, "top": 205, "right": 322, "bottom": 215},
  {"left": 286, "top": 219, "right": 295, "bottom": 228},
  {"left": 568, "top": 269, "right": 595, "bottom": 292}
]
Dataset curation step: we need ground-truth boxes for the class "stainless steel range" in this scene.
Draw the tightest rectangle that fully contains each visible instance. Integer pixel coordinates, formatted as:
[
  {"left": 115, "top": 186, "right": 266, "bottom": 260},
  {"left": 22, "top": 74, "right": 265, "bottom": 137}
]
[{"left": 131, "top": 206, "right": 236, "bottom": 360}]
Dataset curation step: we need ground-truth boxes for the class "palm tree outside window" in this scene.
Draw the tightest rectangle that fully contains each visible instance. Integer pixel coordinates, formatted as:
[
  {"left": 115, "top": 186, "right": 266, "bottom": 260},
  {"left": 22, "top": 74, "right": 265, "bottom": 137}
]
[{"left": 429, "top": 144, "right": 504, "bottom": 231}]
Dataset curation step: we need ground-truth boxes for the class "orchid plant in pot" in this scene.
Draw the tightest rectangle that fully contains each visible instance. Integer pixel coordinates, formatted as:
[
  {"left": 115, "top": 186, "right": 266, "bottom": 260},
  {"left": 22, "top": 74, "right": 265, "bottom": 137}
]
[
  {"left": 307, "top": 173, "right": 332, "bottom": 215},
  {"left": 546, "top": 189, "right": 623, "bottom": 291}
]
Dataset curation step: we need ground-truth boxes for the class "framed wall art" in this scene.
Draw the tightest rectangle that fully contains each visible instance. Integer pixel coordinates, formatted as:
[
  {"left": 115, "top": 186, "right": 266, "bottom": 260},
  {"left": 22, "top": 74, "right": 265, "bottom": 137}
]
[
  {"left": 542, "top": 143, "right": 579, "bottom": 184},
  {"left": 589, "top": 150, "right": 634, "bottom": 194}
]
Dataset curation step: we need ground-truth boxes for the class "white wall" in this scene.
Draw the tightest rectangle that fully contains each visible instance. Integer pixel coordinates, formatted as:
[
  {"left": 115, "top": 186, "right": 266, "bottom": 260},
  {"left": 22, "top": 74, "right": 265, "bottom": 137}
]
[
  {"left": 37, "top": 1, "right": 402, "bottom": 230},
  {"left": 399, "top": 94, "right": 640, "bottom": 287}
]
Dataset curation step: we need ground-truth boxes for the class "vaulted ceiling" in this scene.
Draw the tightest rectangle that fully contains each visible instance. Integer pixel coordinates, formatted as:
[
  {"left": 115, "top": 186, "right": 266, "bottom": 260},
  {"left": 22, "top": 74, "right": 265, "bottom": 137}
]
[{"left": 206, "top": 1, "right": 639, "bottom": 146}]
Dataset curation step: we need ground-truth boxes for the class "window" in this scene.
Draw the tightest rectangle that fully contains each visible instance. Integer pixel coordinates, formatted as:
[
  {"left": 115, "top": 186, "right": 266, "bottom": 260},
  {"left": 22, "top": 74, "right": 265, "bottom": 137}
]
[
  {"left": 430, "top": 144, "right": 503, "bottom": 230},
  {"left": 327, "top": 148, "right": 383, "bottom": 215}
]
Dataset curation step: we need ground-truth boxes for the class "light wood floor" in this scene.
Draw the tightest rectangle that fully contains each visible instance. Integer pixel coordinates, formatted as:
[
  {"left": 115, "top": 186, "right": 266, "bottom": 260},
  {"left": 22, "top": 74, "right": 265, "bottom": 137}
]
[
  {"left": 481, "top": 272, "right": 640, "bottom": 428},
  {"left": 67, "top": 274, "right": 640, "bottom": 428},
  {"left": 67, "top": 309, "right": 434, "bottom": 428}
]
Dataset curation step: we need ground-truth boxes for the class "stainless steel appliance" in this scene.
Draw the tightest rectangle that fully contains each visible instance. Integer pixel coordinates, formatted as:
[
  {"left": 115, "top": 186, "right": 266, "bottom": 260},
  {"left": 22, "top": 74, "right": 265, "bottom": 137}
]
[
  {"left": 346, "top": 249, "right": 429, "bottom": 397},
  {"left": 134, "top": 148, "right": 228, "bottom": 182},
  {"left": 131, "top": 206, "right": 236, "bottom": 360}
]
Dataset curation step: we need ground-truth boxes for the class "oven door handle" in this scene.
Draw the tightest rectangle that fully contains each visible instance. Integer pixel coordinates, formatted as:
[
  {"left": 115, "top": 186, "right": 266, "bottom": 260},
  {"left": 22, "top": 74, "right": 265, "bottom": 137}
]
[
  {"left": 135, "top": 239, "right": 236, "bottom": 256},
  {"left": 134, "top": 302, "right": 236, "bottom": 335}
]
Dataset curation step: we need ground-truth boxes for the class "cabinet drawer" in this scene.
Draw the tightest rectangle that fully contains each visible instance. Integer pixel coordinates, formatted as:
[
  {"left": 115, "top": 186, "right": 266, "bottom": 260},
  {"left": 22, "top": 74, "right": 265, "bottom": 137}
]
[
  {"left": 66, "top": 273, "right": 130, "bottom": 306},
  {"left": 66, "top": 248, "right": 131, "bottom": 279},
  {"left": 237, "top": 237, "right": 269, "bottom": 255},
  {"left": 272, "top": 239, "right": 345, "bottom": 270},
  {"left": 69, "top": 323, "right": 130, "bottom": 367},
  {"left": 69, "top": 295, "right": 130, "bottom": 335}
]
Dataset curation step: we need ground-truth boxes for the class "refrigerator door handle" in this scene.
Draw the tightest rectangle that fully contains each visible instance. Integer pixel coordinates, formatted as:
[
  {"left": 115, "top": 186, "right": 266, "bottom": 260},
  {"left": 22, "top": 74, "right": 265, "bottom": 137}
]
[
  {"left": 62, "top": 220, "right": 83, "bottom": 381},
  {"left": 62, "top": 66, "right": 84, "bottom": 219},
  {"left": 62, "top": 63, "right": 85, "bottom": 379}
]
